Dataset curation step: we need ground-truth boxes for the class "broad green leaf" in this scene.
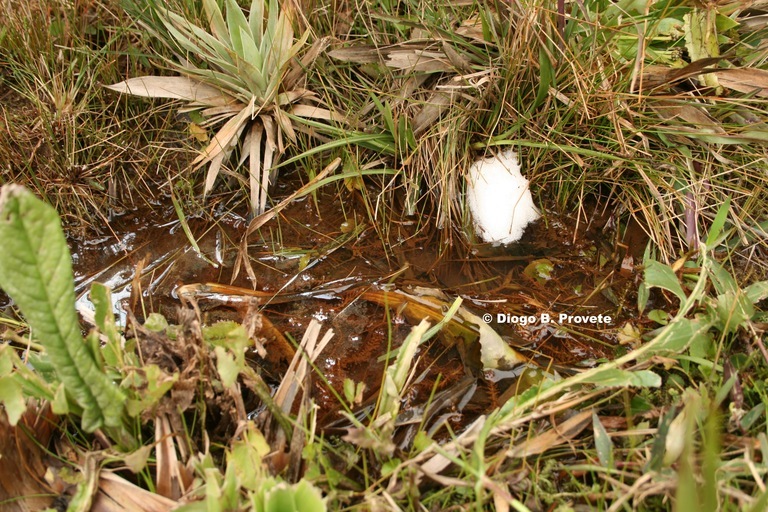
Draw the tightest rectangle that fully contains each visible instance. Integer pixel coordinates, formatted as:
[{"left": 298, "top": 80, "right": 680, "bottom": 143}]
[
  {"left": 52, "top": 382, "right": 69, "bottom": 415},
  {"left": 292, "top": 480, "right": 327, "bottom": 511},
  {"left": 684, "top": 9, "right": 720, "bottom": 89},
  {"left": 648, "top": 309, "right": 669, "bottom": 325},
  {"left": 143, "top": 313, "right": 169, "bottom": 332},
  {"left": 239, "top": 27, "right": 266, "bottom": 90},
  {"left": 745, "top": 281, "right": 768, "bottom": 304},
  {"left": 637, "top": 281, "right": 650, "bottom": 313},
  {"left": 705, "top": 197, "right": 730, "bottom": 247},
  {"left": 227, "top": 424, "right": 269, "bottom": 491},
  {"left": 0, "top": 346, "right": 12, "bottom": 376},
  {"left": 215, "top": 346, "right": 241, "bottom": 389},
  {"left": 204, "top": 321, "right": 250, "bottom": 351},
  {"left": 592, "top": 412, "right": 614, "bottom": 469},
  {"left": 0, "top": 186, "right": 125, "bottom": 431},
  {"left": 0, "top": 376, "right": 25, "bottom": 425},
  {"left": 581, "top": 368, "right": 661, "bottom": 388},
  {"left": 90, "top": 282, "right": 123, "bottom": 367},
  {"left": 713, "top": 291, "right": 753, "bottom": 335},
  {"left": 647, "top": 317, "right": 712, "bottom": 355},
  {"left": 707, "top": 256, "right": 739, "bottom": 296},
  {"left": 643, "top": 260, "right": 687, "bottom": 304}
]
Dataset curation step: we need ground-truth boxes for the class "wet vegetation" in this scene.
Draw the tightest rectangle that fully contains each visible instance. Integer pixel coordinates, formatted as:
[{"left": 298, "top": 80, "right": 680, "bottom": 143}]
[{"left": 2, "top": 0, "right": 768, "bottom": 510}]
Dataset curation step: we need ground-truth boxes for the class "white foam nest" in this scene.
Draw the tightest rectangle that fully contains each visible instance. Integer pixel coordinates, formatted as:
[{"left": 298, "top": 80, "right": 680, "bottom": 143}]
[{"left": 466, "top": 149, "right": 540, "bottom": 244}]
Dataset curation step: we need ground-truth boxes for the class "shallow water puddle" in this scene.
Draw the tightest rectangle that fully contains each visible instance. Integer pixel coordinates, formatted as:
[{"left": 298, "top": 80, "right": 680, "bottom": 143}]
[{"left": 55, "top": 177, "right": 646, "bottom": 430}]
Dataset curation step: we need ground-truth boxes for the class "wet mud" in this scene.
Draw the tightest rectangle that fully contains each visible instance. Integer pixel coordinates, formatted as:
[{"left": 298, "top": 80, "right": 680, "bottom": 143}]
[{"left": 3, "top": 171, "right": 651, "bottom": 433}]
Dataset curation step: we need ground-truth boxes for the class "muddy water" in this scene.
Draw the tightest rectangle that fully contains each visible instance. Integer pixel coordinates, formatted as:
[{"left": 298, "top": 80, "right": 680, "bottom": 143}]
[{"left": 41, "top": 174, "right": 646, "bottom": 427}]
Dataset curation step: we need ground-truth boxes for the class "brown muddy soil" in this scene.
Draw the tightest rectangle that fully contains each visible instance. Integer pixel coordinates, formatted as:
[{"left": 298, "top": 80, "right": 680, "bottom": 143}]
[{"left": 49, "top": 169, "right": 651, "bottom": 432}]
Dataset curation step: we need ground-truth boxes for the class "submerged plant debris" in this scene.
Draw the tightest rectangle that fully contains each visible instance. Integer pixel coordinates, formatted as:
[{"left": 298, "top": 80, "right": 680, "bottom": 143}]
[{"left": 59, "top": 171, "right": 644, "bottom": 428}]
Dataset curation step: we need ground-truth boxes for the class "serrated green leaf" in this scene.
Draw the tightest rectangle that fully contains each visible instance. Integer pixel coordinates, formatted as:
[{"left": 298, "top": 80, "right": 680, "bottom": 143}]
[
  {"left": 0, "top": 186, "right": 125, "bottom": 432},
  {"left": 215, "top": 346, "right": 241, "bottom": 389},
  {"left": 292, "top": 480, "right": 326, "bottom": 511},
  {"left": 144, "top": 313, "right": 170, "bottom": 332}
]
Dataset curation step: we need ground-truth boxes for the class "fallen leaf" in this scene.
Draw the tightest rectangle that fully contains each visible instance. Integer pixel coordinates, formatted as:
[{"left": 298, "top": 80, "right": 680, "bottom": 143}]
[
  {"left": 715, "top": 68, "right": 768, "bottom": 98},
  {"left": 507, "top": 410, "right": 593, "bottom": 458}
]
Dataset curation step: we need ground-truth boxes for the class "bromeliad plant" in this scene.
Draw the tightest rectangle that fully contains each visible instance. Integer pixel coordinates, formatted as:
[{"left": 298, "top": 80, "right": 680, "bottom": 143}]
[{"left": 110, "top": 0, "right": 342, "bottom": 214}]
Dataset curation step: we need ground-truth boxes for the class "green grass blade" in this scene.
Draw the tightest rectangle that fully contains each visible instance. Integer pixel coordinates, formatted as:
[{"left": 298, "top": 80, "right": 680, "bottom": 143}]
[
  {"left": 169, "top": 185, "right": 220, "bottom": 268},
  {"left": 0, "top": 186, "right": 125, "bottom": 431},
  {"left": 705, "top": 196, "right": 731, "bottom": 247}
]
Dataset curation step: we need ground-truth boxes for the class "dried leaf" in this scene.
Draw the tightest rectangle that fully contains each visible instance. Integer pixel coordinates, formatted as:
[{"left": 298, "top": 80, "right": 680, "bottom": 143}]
[
  {"left": 106, "top": 76, "right": 233, "bottom": 107},
  {"left": 290, "top": 104, "right": 347, "bottom": 124},
  {"left": 385, "top": 50, "right": 451, "bottom": 72},
  {"left": 194, "top": 101, "right": 252, "bottom": 179},
  {"left": 328, "top": 46, "right": 382, "bottom": 64},
  {"left": 93, "top": 471, "right": 177, "bottom": 512},
  {"left": 715, "top": 68, "right": 768, "bottom": 98},
  {"left": 507, "top": 410, "right": 593, "bottom": 458}
]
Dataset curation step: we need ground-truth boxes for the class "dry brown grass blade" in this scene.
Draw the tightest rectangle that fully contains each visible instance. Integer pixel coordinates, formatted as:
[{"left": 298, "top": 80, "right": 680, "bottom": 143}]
[
  {"left": 260, "top": 115, "right": 278, "bottom": 213},
  {"left": 284, "top": 36, "right": 331, "bottom": 89},
  {"left": 327, "top": 46, "right": 382, "bottom": 64},
  {"left": 106, "top": 76, "right": 234, "bottom": 107},
  {"left": 411, "top": 90, "right": 455, "bottom": 134},
  {"left": 92, "top": 472, "right": 177, "bottom": 512},
  {"left": 290, "top": 104, "right": 347, "bottom": 123},
  {"left": 193, "top": 99, "right": 252, "bottom": 169},
  {"left": 506, "top": 409, "right": 593, "bottom": 458},
  {"left": 715, "top": 68, "right": 768, "bottom": 98},
  {"left": 385, "top": 50, "right": 452, "bottom": 73},
  {"left": 232, "top": 157, "right": 341, "bottom": 283},
  {"left": 248, "top": 123, "right": 264, "bottom": 216},
  {"left": 203, "top": 150, "right": 228, "bottom": 199},
  {"left": 0, "top": 405, "right": 57, "bottom": 512},
  {"left": 649, "top": 99, "right": 726, "bottom": 133},
  {"left": 273, "top": 104, "right": 297, "bottom": 143},
  {"left": 638, "top": 57, "right": 724, "bottom": 91},
  {"left": 154, "top": 414, "right": 187, "bottom": 500},
  {"left": 273, "top": 319, "right": 334, "bottom": 414}
]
